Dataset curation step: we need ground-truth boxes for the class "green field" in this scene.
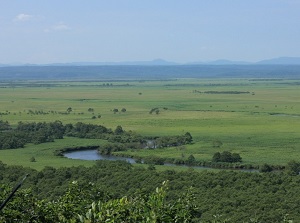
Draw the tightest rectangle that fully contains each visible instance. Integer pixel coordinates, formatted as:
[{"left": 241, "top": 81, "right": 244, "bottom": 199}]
[{"left": 1, "top": 78, "right": 300, "bottom": 169}]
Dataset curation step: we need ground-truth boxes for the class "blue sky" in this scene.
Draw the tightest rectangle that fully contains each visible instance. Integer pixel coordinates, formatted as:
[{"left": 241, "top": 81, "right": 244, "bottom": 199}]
[{"left": 0, "top": 0, "right": 300, "bottom": 64}]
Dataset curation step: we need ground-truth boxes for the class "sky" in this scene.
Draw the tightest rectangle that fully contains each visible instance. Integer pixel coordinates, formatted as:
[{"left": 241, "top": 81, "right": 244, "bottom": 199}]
[{"left": 0, "top": 0, "right": 300, "bottom": 64}]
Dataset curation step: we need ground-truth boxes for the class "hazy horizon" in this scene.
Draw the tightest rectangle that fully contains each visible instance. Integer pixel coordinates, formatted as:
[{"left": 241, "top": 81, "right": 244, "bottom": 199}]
[{"left": 1, "top": 0, "right": 300, "bottom": 64}]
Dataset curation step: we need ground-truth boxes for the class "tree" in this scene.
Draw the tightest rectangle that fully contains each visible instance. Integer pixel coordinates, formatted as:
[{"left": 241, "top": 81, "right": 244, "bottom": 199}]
[
  {"left": 32, "top": 129, "right": 54, "bottom": 144},
  {"left": 113, "top": 108, "right": 118, "bottom": 114},
  {"left": 0, "top": 120, "right": 11, "bottom": 131},
  {"left": 66, "top": 107, "right": 72, "bottom": 113},
  {"left": 114, "top": 125, "right": 124, "bottom": 135},
  {"left": 49, "top": 120, "right": 65, "bottom": 139},
  {"left": 186, "top": 154, "right": 196, "bottom": 166},
  {"left": 286, "top": 160, "right": 300, "bottom": 175},
  {"left": 220, "top": 151, "right": 232, "bottom": 162},
  {"left": 212, "top": 140, "right": 223, "bottom": 148},
  {"left": 184, "top": 132, "right": 193, "bottom": 144},
  {"left": 88, "top": 108, "right": 94, "bottom": 112},
  {"left": 121, "top": 108, "right": 126, "bottom": 112},
  {"left": 231, "top": 153, "right": 242, "bottom": 162},
  {"left": 212, "top": 152, "right": 221, "bottom": 162}
]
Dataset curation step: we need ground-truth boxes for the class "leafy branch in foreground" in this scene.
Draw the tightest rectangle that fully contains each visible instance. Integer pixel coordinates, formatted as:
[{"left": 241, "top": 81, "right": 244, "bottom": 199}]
[
  {"left": 78, "top": 181, "right": 199, "bottom": 223},
  {"left": 0, "top": 181, "right": 199, "bottom": 223}
]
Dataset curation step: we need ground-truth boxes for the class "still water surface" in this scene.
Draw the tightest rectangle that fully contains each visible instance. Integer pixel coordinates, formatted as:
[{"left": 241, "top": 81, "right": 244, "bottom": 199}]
[{"left": 64, "top": 149, "right": 136, "bottom": 164}]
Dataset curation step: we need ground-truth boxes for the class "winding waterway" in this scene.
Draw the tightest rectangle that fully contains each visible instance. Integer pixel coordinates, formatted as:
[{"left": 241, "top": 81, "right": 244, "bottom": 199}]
[{"left": 63, "top": 149, "right": 258, "bottom": 172}]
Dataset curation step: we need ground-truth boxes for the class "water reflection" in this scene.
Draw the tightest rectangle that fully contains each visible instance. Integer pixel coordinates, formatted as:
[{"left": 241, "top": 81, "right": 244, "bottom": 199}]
[{"left": 64, "top": 149, "right": 136, "bottom": 164}]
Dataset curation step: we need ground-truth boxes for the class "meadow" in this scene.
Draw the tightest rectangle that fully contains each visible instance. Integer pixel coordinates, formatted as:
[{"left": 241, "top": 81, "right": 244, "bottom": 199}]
[{"left": 0, "top": 78, "right": 300, "bottom": 170}]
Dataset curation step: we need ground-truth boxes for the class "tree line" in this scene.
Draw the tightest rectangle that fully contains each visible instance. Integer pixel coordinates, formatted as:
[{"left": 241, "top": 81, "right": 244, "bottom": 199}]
[{"left": 0, "top": 120, "right": 193, "bottom": 151}]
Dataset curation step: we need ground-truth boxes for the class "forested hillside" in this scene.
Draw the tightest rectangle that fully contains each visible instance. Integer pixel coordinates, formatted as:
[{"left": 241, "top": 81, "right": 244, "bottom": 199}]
[{"left": 0, "top": 160, "right": 300, "bottom": 222}]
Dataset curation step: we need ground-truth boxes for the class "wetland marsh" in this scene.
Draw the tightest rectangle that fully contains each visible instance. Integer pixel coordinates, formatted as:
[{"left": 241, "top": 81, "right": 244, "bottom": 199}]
[{"left": 1, "top": 76, "right": 299, "bottom": 170}]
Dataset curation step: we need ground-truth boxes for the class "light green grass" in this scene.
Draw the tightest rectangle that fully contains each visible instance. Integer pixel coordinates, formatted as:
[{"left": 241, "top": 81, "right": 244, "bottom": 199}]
[
  {"left": 0, "top": 137, "right": 104, "bottom": 170},
  {"left": 1, "top": 78, "right": 300, "bottom": 169}
]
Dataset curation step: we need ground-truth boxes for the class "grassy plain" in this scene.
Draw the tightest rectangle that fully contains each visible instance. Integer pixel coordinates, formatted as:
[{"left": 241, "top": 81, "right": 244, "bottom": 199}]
[{"left": 0, "top": 78, "right": 300, "bottom": 169}]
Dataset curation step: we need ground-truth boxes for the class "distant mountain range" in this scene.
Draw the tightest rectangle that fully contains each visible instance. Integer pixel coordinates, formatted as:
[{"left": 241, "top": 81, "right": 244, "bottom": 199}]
[
  {"left": 1, "top": 57, "right": 300, "bottom": 66},
  {"left": 188, "top": 57, "right": 300, "bottom": 65}
]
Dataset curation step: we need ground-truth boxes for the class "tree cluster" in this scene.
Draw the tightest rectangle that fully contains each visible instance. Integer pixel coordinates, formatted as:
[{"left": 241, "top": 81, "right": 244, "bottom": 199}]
[
  {"left": 212, "top": 151, "right": 242, "bottom": 163},
  {"left": 0, "top": 120, "right": 11, "bottom": 131},
  {"left": 0, "top": 121, "right": 193, "bottom": 153},
  {"left": 152, "top": 132, "right": 193, "bottom": 148},
  {"left": 98, "top": 143, "right": 129, "bottom": 155},
  {"left": 0, "top": 121, "right": 65, "bottom": 149},
  {"left": 149, "top": 107, "right": 160, "bottom": 114},
  {"left": 64, "top": 122, "right": 111, "bottom": 139}
]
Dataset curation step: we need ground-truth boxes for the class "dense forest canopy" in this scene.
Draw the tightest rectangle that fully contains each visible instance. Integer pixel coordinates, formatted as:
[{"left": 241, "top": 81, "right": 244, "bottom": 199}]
[{"left": 0, "top": 160, "right": 300, "bottom": 222}]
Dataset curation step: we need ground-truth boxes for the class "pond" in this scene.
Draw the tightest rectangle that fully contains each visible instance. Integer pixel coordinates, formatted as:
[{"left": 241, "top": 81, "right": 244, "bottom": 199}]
[{"left": 63, "top": 149, "right": 136, "bottom": 164}]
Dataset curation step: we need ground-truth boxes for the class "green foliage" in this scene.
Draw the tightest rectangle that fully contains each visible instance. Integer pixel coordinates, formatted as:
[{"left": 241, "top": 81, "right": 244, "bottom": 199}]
[
  {"left": 98, "top": 143, "right": 127, "bottom": 155},
  {"left": 0, "top": 131, "right": 26, "bottom": 149},
  {"left": 0, "top": 186, "right": 39, "bottom": 222},
  {"left": 0, "top": 120, "right": 11, "bottom": 131},
  {"left": 259, "top": 163, "right": 273, "bottom": 173},
  {"left": 186, "top": 154, "right": 196, "bottom": 166},
  {"left": 286, "top": 160, "right": 300, "bottom": 176},
  {"left": 212, "top": 140, "right": 223, "bottom": 148},
  {"left": 0, "top": 180, "right": 198, "bottom": 222},
  {"left": 184, "top": 132, "right": 193, "bottom": 144},
  {"left": 88, "top": 108, "right": 94, "bottom": 112},
  {"left": 0, "top": 121, "right": 65, "bottom": 149},
  {"left": 78, "top": 181, "right": 199, "bottom": 223},
  {"left": 143, "top": 156, "right": 165, "bottom": 165},
  {"left": 114, "top": 125, "right": 124, "bottom": 135},
  {"left": 212, "top": 151, "right": 242, "bottom": 163},
  {"left": 65, "top": 122, "right": 111, "bottom": 138},
  {"left": 67, "top": 107, "right": 72, "bottom": 113},
  {"left": 147, "top": 164, "right": 156, "bottom": 171},
  {"left": 1, "top": 161, "right": 300, "bottom": 222},
  {"left": 154, "top": 132, "right": 193, "bottom": 148}
]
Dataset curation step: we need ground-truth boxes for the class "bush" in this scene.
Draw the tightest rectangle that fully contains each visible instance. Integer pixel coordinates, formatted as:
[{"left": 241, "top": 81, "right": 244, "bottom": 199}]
[{"left": 260, "top": 163, "right": 273, "bottom": 173}]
